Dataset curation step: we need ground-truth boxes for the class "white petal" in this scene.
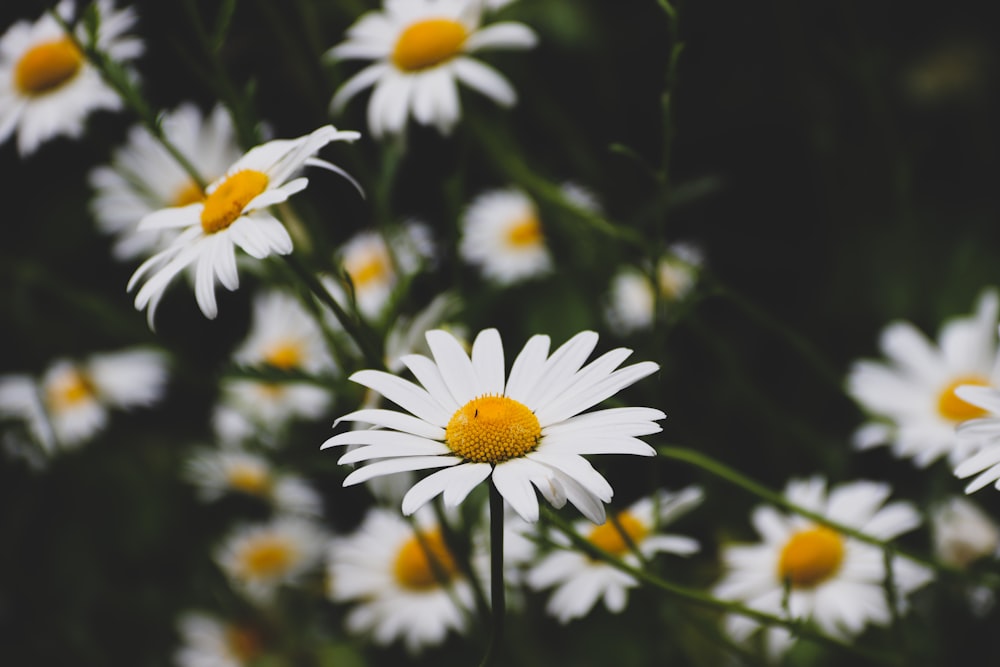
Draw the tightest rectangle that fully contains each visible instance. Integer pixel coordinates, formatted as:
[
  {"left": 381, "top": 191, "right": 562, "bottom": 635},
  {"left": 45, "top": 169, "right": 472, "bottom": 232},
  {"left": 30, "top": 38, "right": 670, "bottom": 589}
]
[
  {"left": 471, "top": 328, "right": 505, "bottom": 395},
  {"left": 492, "top": 458, "right": 540, "bottom": 522},
  {"left": 342, "top": 455, "right": 461, "bottom": 486},
  {"left": 504, "top": 334, "right": 550, "bottom": 402},
  {"left": 399, "top": 354, "right": 461, "bottom": 414},
  {"left": 337, "top": 440, "right": 451, "bottom": 464},
  {"left": 465, "top": 23, "right": 538, "bottom": 51},
  {"left": 452, "top": 58, "right": 516, "bottom": 106},
  {"left": 426, "top": 329, "right": 479, "bottom": 404},
  {"left": 349, "top": 369, "right": 451, "bottom": 426},
  {"left": 522, "top": 331, "right": 598, "bottom": 408},
  {"left": 334, "top": 408, "right": 446, "bottom": 439},
  {"left": 331, "top": 63, "right": 389, "bottom": 113},
  {"left": 536, "top": 361, "right": 659, "bottom": 425},
  {"left": 321, "top": 429, "right": 442, "bottom": 451},
  {"left": 528, "top": 451, "right": 613, "bottom": 502}
]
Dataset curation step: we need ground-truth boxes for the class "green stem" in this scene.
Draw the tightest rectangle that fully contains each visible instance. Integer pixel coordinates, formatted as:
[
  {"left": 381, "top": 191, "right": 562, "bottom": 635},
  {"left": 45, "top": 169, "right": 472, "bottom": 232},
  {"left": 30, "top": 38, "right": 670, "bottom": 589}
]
[{"left": 478, "top": 481, "right": 506, "bottom": 667}]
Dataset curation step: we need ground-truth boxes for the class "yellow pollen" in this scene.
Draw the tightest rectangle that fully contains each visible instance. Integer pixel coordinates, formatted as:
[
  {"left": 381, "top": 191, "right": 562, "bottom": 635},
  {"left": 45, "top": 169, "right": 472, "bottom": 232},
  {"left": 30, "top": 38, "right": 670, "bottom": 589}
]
[
  {"left": 264, "top": 341, "right": 304, "bottom": 371},
  {"left": 587, "top": 511, "right": 649, "bottom": 557},
  {"left": 227, "top": 463, "right": 272, "bottom": 496},
  {"left": 200, "top": 170, "right": 269, "bottom": 234},
  {"left": 46, "top": 368, "right": 95, "bottom": 411},
  {"left": 778, "top": 526, "right": 845, "bottom": 588},
  {"left": 393, "top": 529, "right": 458, "bottom": 591},
  {"left": 392, "top": 18, "right": 468, "bottom": 72},
  {"left": 172, "top": 180, "right": 205, "bottom": 208},
  {"left": 15, "top": 38, "right": 83, "bottom": 95},
  {"left": 345, "top": 249, "right": 391, "bottom": 290},
  {"left": 445, "top": 395, "right": 541, "bottom": 464},
  {"left": 506, "top": 215, "right": 543, "bottom": 248},
  {"left": 224, "top": 625, "right": 262, "bottom": 663},
  {"left": 937, "top": 375, "right": 990, "bottom": 422},
  {"left": 239, "top": 536, "right": 295, "bottom": 579}
]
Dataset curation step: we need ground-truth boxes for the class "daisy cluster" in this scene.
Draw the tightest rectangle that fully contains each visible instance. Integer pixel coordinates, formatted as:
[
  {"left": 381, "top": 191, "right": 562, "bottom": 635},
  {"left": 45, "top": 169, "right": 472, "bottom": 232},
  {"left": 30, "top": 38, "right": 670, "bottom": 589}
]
[{"left": 4, "top": 0, "right": 1000, "bottom": 666}]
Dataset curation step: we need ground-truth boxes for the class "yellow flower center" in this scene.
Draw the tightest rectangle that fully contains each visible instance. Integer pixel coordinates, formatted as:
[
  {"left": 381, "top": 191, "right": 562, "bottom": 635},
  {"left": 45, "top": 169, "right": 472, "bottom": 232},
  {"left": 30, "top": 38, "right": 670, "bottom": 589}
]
[
  {"left": 227, "top": 463, "right": 272, "bottom": 496},
  {"left": 15, "top": 37, "right": 84, "bottom": 95},
  {"left": 173, "top": 180, "right": 205, "bottom": 208},
  {"left": 393, "top": 529, "right": 458, "bottom": 591},
  {"left": 263, "top": 340, "right": 304, "bottom": 371},
  {"left": 506, "top": 215, "right": 544, "bottom": 248},
  {"left": 200, "top": 170, "right": 269, "bottom": 234},
  {"left": 345, "top": 248, "right": 391, "bottom": 290},
  {"left": 46, "top": 368, "right": 95, "bottom": 411},
  {"left": 937, "top": 375, "right": 990, "bottom": 422},
  {"left": 392, "top": 18, "right": 468, "bottom": 72},
  {"left": 778, "top": 526, "right": 845, "bottom": 588},
  {"left": 445, "top": 395, "right": 541, "bottom": 464},
  {"left": 238, "top": 535, "right": 296, "bottom": 580},
  {"left": 224, "top": 625, "right": 262, "bottom": 663},
  {"left": 587, "top": 511, "right": 649, "bottom": 557}
]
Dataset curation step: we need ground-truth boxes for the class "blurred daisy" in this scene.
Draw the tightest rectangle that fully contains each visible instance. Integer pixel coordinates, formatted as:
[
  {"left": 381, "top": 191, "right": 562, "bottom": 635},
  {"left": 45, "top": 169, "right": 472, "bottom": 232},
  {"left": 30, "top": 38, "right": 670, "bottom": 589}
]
[
  {"left": 847, "top": 289, "right": 1000, "bottom": 467},
  {"left": 528, "top": 486, "right": 703, "bottom": 623},
  {"left": 605, "top": 243, "right": 703, "bottom": 335},
  {"left": 184, "top": 448, "right": 322, "bottom": 517},
  {"left": 459, "top": 188, "right": 550, "bottom": 285},
  {"left": 89, "top": 103, "right": 241, "bottom": 261},
  {"left": 216, "top": 518, "right": 326, "bottom": 602},
  {"left": 713, "top": 477, "right": 932, "bottom": 661},
  {"left": 327, "top": 0, "right": 537, "bottom": 137},
  {"left": 930, "top": 496, "right": 999, "bottom": 568},
  {"left": 127, "top": 125, "right": 361, "bottom": 326},
  {"left": 322, "top": 327, "right": 662, "bottom": 524},
  {"left": 213, "top": 290, "right": 336, "bottom": 445},
  {"left": 174, "top": 612, "right": 264, "bottom": 667},
  {"left": 0, "top": 0, "right": 142, "bottom": 156},
  {"left": 0, "top": 347, "right": 168, "bottom": 452},
  {"left": 326, "top": 507, "right": 475, "bottom": 653}
]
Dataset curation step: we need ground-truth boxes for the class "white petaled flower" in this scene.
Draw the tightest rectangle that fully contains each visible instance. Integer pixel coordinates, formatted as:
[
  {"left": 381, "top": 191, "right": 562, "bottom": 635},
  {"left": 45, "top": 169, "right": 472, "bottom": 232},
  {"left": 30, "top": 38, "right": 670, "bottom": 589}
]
[
  {"left": 174, "top": 612, "right": 265, "bottom": 667},
  {"left": 930, "top": 496, "right": 1000, "bottom": 568},
  {"left": 0, "top": 0, "right": 142, "bottom": 156},
  {"left": 605, "top": 243, "right": 703, "bottom": 335},
  {"left": 0, "top": 347, "right": 168, "bottom": 452},
  {"left": 951, "top": 382, "right": 1000, "bottom": 493},
  {"left": 713, "top": 477, "right": 932, "bottom": 661},
  {"left": 528, "top": 487, "right": 703, "bottom": 623},
  {"left": 184, "top": 448, "right": 322, "bottom": 517},
  {"left": 459, "top": 188, "right": 551, "bottom": 285},
  {"left": 126, "top": 125, "right": 361, "bottom": 326},
  {"left": 89, "top": 103, "right": 242, "bottom": 261},
  {"left": 322, "top": 327, "right": 662, "bottom": 524},
  {"left": 327, "top": 0, "right": 537, "bottom": 137},
  {"left": 326, "top": 507, "right": 475, "bottom": 653},
  {"left": 847, "top": 289, "right": 1000, "bottom": 467},
  {"left": 216, "top": 518, "right": 326, "bottom": 602}
]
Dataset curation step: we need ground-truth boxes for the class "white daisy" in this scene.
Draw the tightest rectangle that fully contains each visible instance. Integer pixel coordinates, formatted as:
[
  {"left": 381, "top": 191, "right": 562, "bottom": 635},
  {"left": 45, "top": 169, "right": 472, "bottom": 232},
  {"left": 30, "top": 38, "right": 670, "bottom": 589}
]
[
  {"left": 528, "top": 486, "right": 702, "bottom": 623},
  {"left": 326, "top": 507, "right": 475, "bottom": 653},
  {"left": 459, "top": 187, "right": 550, "bottom": 285},
  {"left": 89, "top": 103, "right": 242, "bottom": 261},
  {"left": 174, "top": 612, "right": 264, "bottom": 667},
  {"left": 605, "top": 243, "right": 703, "bottom": 335},
  {"left": 327, "top": 0, "right": 537, "bottom": 137},
  {"left": 713, "top": 477, "right": 932, "bottom": 661},
  {"left": 126, "top": 125, "right": 361, "bottom": 326},
  {"left": 847, "top": 289, "right": 1000, "bottom": 467},
  {"left": 184, "top": 448, "right": 322, "bottom": 517},
  {"left": 950, "top": 382, "right": 1000, "bottom": 493},
  {"left": 215, "top": 517, "right": 326, "bottom": 602},
  {"left": 0, "top": 347, "right": 168, "bottom": 452},
  {"left": 0, "top": 0, "right": 142, "bottom": 156},
  {"left": 322, "top": 327, "right": 662, "bottom": 524},
  {"left": 930, "top": 496, "right": 999, "bottom": 568}
]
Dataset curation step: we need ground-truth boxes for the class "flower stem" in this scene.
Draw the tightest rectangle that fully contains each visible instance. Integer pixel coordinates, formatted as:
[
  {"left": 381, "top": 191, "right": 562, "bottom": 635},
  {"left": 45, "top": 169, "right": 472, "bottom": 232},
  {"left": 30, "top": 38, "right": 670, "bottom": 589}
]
[{"left": 478, "top": 481, "right": 506, "bottom": 667}]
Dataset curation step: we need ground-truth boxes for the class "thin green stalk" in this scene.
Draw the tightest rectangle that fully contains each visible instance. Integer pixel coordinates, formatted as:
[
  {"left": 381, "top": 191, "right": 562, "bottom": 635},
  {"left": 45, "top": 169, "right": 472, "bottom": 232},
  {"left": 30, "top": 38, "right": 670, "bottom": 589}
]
[{"left": 478, "top": 481, "right": 506, "bottom": 667}]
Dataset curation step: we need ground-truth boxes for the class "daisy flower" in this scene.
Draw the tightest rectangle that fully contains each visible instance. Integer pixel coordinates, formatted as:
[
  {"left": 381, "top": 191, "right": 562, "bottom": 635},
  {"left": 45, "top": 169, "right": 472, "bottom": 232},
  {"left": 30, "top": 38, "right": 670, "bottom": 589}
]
[
  {"left": 950, "top": 382, "right": 1000, "bottom": 493},
  {"left": 0, "top": 347, "right": 168, "bottom": 452},
  {"left": 930, "top": 496, "right": 999, "bottom": 568},
  {"left": 326, "top": 507, "right": 475, "bottom": 653},
  {"left": 713, "top": 477, "right": 932, "bottom": 661},
  {"left": 605, "top": 243, "right": 703, "bottom": 335},
  {"left": 0, "top": 0, "right": 142, "bottom": 156},
  {"left": 846, "top": 289, "right": 1000, "bottom": 467},
  {"left": 216, "top": 517, "right": 326, "bottom": 602},
  {"left": 126, "top": 125, "right": 361, "bottom": 326},
  {"left": 322, "top": 327, "right": 662, "bottom": 524},
  {"left": 174, "top": 612, "right": 264, "bottom": 667},
  {"left": 327, "top": 0, "right": 537, "bottom": 137},
  {"left": 458, "top": 187, "right": 550, "bottom": 285},
  {"left": 184, "top": 448, "right": 322, "bottom": 517},
  {"left": 89, "top": 103, "right": 241, "bottom": 261},
  {"left": 527, "top": 486, "right": 703, "bottom": 623}
]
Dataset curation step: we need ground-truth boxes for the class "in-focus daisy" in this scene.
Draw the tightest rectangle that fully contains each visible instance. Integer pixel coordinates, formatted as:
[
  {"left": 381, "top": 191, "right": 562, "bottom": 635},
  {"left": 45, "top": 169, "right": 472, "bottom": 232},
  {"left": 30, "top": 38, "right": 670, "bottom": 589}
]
[
  {"left": 605, "top": 243, "right": 703, "bottom": 335},
  {"left": 89, "top": 103, "right": 241, "bottom": 261},
  {"left": 322, "top": 327, "right": 662, "bottom": 524},
  {"left": 847, "top": 289, "right": 1000, "bottom": 467},
  {"left": 327, "top": 0, "right": 537, "bottom": 137},
  {"left": 528, "top": 486, "right": 702, "bottom": 623},
  {"left": 184, "top": 448, "right": 322, "bottom": 517},
  {"left": 326, "top": 507, "right": 475, "bottom": 653},
  {"left": 216, "top": 518, "right": 326, "bottom": 602},
  {"left": 174, "top": 612, "right": 264, "bottom": 667},
  {"left": 0, "top": 0, "right": 142, "bottom": 156},
  {"left": 713, "top": 477, "right": 932, "bottom": 661},
  {"left": 0, "top": 347, "right": 168, "bottom": 452},
  {"left": 127, "top": 125, "right": 361, "bottom": 326}
]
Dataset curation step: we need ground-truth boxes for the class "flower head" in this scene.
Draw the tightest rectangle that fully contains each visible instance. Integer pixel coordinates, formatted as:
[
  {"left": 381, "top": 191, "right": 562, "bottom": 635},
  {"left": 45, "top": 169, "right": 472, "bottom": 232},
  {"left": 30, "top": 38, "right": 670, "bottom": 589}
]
[
  {"left": 605, "top": 243, "right": 703, "bottom": 335},
  {"left": 847, "top": 289, "right": 1000, "bottom": 467},
  {"left": 459, "top": 187, "right": 550, "bottom": 285},
  {"left": 0, "top": 0, "right": 142, "bottom": 155},
  {"left": 174, "top": 612, "right": 265, "bottom": 667},
  {"left": 713, "top": 477, "right": 932, "bottom": 661},
  {"left": 327, "top": 0, "right": 536, "bottom": 137},
  {"left": 126, "top": 125, "right": 360, "bottom": 326},
  {"left": 323, "top": 328, "right": 662, "bottom": 524},
  {"left": 528, "top": 486, "right": 702, "bottom": 623}
]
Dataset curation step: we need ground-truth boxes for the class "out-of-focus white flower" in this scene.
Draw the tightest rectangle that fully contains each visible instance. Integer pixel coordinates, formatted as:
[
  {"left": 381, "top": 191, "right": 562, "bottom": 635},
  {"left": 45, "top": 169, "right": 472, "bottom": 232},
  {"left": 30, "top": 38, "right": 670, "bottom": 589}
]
[
  {"left": 174, "top": 612, "right": 264, "bottom": 667},
  {"left": 931, "top": 496, "right": 999, "bottom": 568},
  {"left": 605, "top": 243, "right": 703, "bottom": 335}
]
